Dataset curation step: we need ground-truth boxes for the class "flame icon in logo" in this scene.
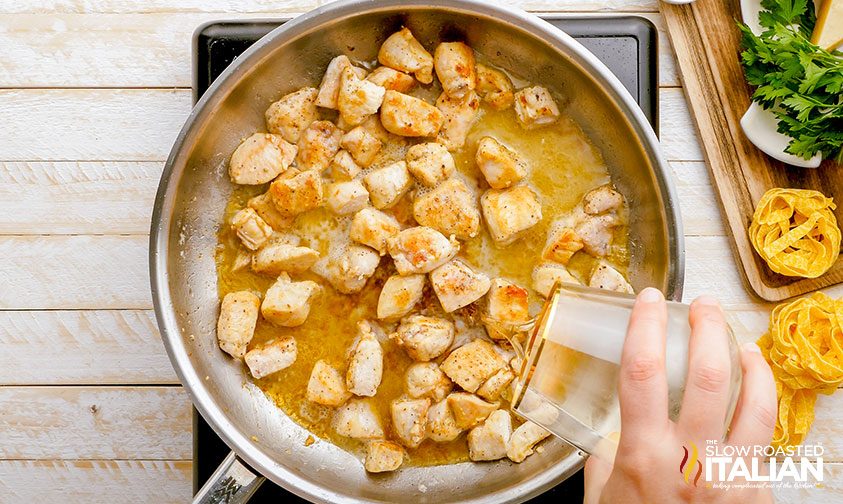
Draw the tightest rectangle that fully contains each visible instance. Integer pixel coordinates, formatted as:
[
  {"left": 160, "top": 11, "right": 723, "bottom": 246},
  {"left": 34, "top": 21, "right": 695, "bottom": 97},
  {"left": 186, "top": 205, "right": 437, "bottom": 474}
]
[{"left": 680, "top": 441, "right": 703, "bottom": 486}]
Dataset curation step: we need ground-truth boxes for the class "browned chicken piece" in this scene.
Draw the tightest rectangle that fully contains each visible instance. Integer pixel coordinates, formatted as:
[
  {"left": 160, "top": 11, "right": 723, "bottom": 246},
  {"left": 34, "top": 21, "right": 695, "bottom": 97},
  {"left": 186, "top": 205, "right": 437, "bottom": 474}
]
[
  {"left": 341, "top": 126, "right": 382, "bottom": 168},
  {"left": 484, "top": 278, "right": 530, "bottom": 340},
  {"left": 329, "top": 150, "right": 363, "bottom": 181},
  {"left": 325, "top": 180, "right": 369, "bottom": 215},
  {"left": 358, "top": 114, "right": 397, "bottom": 143},
  {"left": 435, "top": 90, "right": 480, "bottom": 150},
  {"left": 575, "top": 213, "right": 619, "bottom": 257},
  {"left": 349, "top": 208, "right": 401, "bottom": 255},
  {"left": 265, "top": 87, "right": 319, "bottom": 143},
  {"left": 391, "top": 398, "right": 430, "bottom": 448},
  {"left": 307, "top": 359, "right": 351, "bottom": 407},
  {"left": 229, "top": 133, "right": 297, "bottom": 185},
  {"left": 333, "top": 399, "right": 385, "bottom": 438},
  {"left": 377, "top": 27, "right": 434, "bottom": 84},
  {"left": 413, "top": 178, "right": 481, "bottom": 240},
  {"left": 380, "top": 90, "right": 444, "bottom": 137},
  {"left": 433, "top": 42, "right": 476, "bottom": 99},
  {"left": 514, "top": 85, "right": 560, "bottom": 129},
  {"left": 447, "top": 392, "right": 498, "bottom": 429},
  {"left": 426, "top": 399, "right": 463, "bottom": 442},
  {"left": 440, "top": 339, "right": 507, "bottom": 392},
  {"left": 391, "top": 315, "right": 455, "bottom": 362},
  {"left": 542, "top": 223, "right": 584, "bottom": 265},
  {"left": 589, "top": 261, "right": 634, "bottom": 294},
  {"left": 366, "top": 66, "right": 416, "bottom": 93},
  {"left": 295, "top": 120, "right": 343, "bottom": 172},
  {"left": 430, "top": 259, "right": 492, "bottom": 313},
  {"left": 244, "top": 337, "right": 297, "bottom": 379},
  {"left": 405, "top": 362, "right": 453, "bottom": 401},
  {"left": 251, "top": 241, "right": 319, "bottom": 275},
  {"left": 268, "top": 169, "right": 324, "bottom": 217},
  {"left": 311, "top": 244, "right": 380, "bottom": 294},
  {"left": 217, "top": 291, "right": 260, "bottom": 359},
  {"left": 232, "top": 249, "right": 252, "bottom": 272},
  {"left": 316, "top": 55, "right": 367, "bottom": 109},
  {"left": 346, "top": 320, "right": 384, "bottom": 397},
  {"left": 261, "top": 272, "right": 322, "bottom": 327},
  {"left": 377, "top": 274, "right": 425, "bottom": 320},
  {"left": 468, "top": 410, "right": 512, "bottom": 462},
  {"left": 480, "top": 185, "right": 542, "bottom": 246},
  {"left": 247, "top": 192, "right": 294, "bottom": 231},
  {"left": 476, "top": 63, "right": 514, "bottom": 110},
  {"left": 475, "top": 136, "right": 527, "bottom": 189},
  {"left": 532, "top": 262, "right": 580, "bottom": 298},
  {"left": 507, "top": 421, "right": 551, "bottom": 463},
  {"left": 405, "top": 142, "right": 455, "bottom": 188},
  {"left": 387, "top": 226, "right": 459, "bottom": 275},
  {"left": 231, "top": 207, "right": 274, "bottom": 251},
  {"left": 337, "top": 67, "right": 386, "bottom": 127},
  {"left": 476, "top": 367, "right": 515, "bottom": 402},
  {"left": 363, "top": 160, "right": 414, "bottom": 209},
  {"left": 583, "top": 185, "right": 624, "bottom": 215},
  {"left": 364, "top": 440, "right": 404, "bottom": 473}
]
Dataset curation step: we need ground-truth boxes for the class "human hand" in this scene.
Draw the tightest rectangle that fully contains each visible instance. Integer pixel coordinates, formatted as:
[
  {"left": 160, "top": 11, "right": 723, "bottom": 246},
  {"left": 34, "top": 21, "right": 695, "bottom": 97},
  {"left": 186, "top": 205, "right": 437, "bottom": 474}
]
[{"left": 583, "top": 288, "right": 776, "bottom": 503}]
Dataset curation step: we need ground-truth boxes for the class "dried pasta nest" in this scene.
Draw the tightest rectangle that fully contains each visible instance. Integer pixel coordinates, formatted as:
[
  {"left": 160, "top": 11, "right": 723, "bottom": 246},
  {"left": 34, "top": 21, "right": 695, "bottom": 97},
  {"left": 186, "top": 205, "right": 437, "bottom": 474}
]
[{"left": 748, "top": 188, "right": 841, "bottom": 278}]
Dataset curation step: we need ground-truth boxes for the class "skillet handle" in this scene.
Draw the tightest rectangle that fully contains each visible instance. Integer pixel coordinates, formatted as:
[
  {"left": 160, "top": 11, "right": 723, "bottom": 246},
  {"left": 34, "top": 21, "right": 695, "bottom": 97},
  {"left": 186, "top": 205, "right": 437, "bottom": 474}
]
[{"left": 193, "top": 451, "right": 265, "bottom": 504}]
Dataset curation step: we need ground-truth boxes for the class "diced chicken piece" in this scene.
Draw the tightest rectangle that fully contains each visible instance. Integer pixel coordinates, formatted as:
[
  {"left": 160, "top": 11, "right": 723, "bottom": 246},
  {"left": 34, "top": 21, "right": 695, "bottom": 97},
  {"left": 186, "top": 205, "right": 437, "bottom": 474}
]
[
  {"left": 447, "top": 392, "right": 498, "bottom": 429},
  {"left": 435, "top": 90, "right": 480, "bottom": 151},
  {"left": 514, "top": 85, "right": 560, "bottom": 129},
  {"left": 232, "top": 249, "right": 252, "bottom": 272},
  {"left": 231, "top": 207, "right": 273, "bottom": 251},
  {"left": 405, "top": 362, "right": 452, "bottom": 401},
  {"left": 217, "top": 291, "right": 260, "bottom": 359},
  {"left": 433, "top": 42, "right": 476, "bottom": 98},
  {"left": 364, "top": 440, "right": 404, "bottom": 473},
  {"left": 392, "top": 315, "right": 455, "bottom": 361},
  {"left": 380, "top": 90, "right": 444, "bottom": 137},
  {"left": 261, "top": 273, "right": 322, "bottom": 327},
  {"left": 542, "top": 223, "right": 583, "bottom": 265},
  {"left": 575, "top": 213, "right": 619, "bottom": 257},
  {"left": 484, "top": 278, "right": 529, "bottom": 340},
  {"left": 263, "top": 232, "right": 302, "bottom": 246},
  {"left": 265, "top": 87, "right": 319, "bottom": 143},
  {"left": 338, "top": 67, "right": 386, "bottom": 127},
  {"left": 341, "top": 126, "right": 382, "bottom": 168},
  {"left": 426, "top": 399, "right": 463, "bottom": 442},
  {"left": 589, "top": 262, "right": 634, "bottom": 294},
  {"left": 312, "top": 244, "right": 380, "bottom": 294},
  {"left": 405, "top": 142, "right": 455, "bottom": 188},
  {"left": 316, "top": 56, "right": 366, "bottom": 109},
  {"left": 468, "top": 410, "right": 513, "bottom": 461},
  {"left": 391, "top": 398, "right": 430, "bottom": 448},
  {"left": 363, "top": 160, "right": 413, "bottom": 209},
  {"left": 387, "top": 226, "right": 459, "bottom": 275},
  {"left": 366, "top": 66, "right": 416, "bottom": 92},
  {"left": 378, "top": 27, "right": 434, "bottom": 84},
  {"left": 329, "top": 150, "right": 363, "bottom": 181},
  {"left": 440, "top": 339, "right": 507, "bottom": 392},
  {"left": 413, "top": 179, "right": 480, "bottom": 240},
  {"left": 532, "top": 262, "right": 579, "bottom": 298},
  {"left": 346, "top": 320, "right": 384, "bottom": 397},
  {"left": 325, "top": 180, "right": 369, "bottom": 215},
  {"left": 307, "top": 360, "right": 351, "bottom": 407},
  {"left": 295, "top": 120, "right": 343, "bottom": 172},
  {"left": 251, "top": 242, "right": 319, "bottom": 275},
  {"left": 333, "top": 398, "right": 384, "bottom": 438},
  {"left": 377, "top": 274, "right": 425, "bottom": 320},
  {"left": 480, "top": 186, "right": 542, "bottom": 246},
  {"left": 245, "top": 337, "right": 297, "bottom": 379},
  {"left": 430, "top": 259, "right": 491, "bottom": 313},
  {"left": 268, "top": 169, "right": 324, "bottom": 217},
  {"left": 229, "top": 133, "right": 297, "bottom": 185},
  {"left": 583, "top": 185, "right": 624, "bottom": 215},
  {"left": 475, "top": 137, "right": 527, "bottom": 189},
  {"left": 247, "top": 192, "right": 294, "bottom": 231},
  {"left": 349, "top": 208, "right": 401, "bottom": 255},
  {"left": 507, "top": 421, "right": 551, "bottom": 463},
  {"left": 476, "top": 367, "right": 515, "bottom": 402},
  {"left": 476, "top": 63, "right": 514, "bottom": 110}
]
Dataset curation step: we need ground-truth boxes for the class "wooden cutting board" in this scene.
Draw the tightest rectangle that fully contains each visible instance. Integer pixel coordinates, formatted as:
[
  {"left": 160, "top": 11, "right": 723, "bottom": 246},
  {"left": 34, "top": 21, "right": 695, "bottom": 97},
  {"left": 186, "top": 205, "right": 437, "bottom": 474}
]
[{"left": 661, "top": 0, "right": 843, "bottom": 302}]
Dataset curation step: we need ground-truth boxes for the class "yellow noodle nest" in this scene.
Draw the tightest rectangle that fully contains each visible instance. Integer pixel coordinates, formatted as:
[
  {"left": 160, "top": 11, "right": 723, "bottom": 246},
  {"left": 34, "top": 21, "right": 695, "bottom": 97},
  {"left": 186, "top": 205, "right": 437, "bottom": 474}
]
[{"left": 748, "top": 188, "right": 841, "bottom": 278}]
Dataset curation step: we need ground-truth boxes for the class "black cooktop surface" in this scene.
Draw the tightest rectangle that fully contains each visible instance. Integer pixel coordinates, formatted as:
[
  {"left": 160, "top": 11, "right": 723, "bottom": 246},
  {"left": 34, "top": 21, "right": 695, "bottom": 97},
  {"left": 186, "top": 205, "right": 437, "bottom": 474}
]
[{"left": 192, "top": 15, "right": 657, "bottom": 503}]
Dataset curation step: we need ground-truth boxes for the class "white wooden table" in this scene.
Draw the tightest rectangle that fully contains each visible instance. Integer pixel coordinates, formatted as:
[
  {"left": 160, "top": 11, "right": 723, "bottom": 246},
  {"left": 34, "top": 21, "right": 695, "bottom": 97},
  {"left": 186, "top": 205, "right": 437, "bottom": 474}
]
[{"left": 0, "top": 1, "right": 839, "bottom": 502}]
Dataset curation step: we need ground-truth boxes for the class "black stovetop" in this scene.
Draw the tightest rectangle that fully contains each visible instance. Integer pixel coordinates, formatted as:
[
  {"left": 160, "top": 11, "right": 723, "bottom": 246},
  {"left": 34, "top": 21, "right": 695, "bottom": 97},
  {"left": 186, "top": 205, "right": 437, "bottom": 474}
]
[{"left": 192, "top": 15, "right": 658, "bottom": 503}]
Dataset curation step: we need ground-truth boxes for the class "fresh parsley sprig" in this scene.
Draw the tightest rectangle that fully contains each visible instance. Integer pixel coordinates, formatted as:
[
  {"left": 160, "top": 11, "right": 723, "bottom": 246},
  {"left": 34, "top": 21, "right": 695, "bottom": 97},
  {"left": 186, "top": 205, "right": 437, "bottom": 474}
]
[{"left": 739, "top": 0, "right": 843, "bottom": 162}]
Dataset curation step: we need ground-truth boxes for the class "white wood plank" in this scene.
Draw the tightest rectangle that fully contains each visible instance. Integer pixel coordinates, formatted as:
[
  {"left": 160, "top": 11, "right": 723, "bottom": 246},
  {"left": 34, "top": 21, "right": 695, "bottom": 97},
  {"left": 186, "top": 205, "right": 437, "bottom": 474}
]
[
  {"left": 660, "top": 87, "right": 704, "bottom": 161},
  {"left": 670, "top": 161, "right": 726, "bottom": 237},
  {"left": 776, "top": 464, "right": 843, "bottom": 504},
  {"left": 0, "top": 310, "right": 176, "bottom": 385}
]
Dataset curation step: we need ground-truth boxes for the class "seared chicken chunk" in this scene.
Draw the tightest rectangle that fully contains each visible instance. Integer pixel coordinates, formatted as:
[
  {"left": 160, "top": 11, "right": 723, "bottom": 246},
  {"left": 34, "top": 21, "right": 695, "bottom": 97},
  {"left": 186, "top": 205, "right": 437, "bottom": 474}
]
[
  {"left": 583, "top": 185, "right": 624, "bottom": 215},
  {"left": 268, "top": 169, "right": 323, "bottom": 217},
  {"left": 251, "top": 242, "right": 319, "bottom": 275},
  {"left": 426, "top": 399, "right": 463, "bottom": 442},
  {"left": 261, "top": 273, "right": 322, "bottom": 327},
  {"left": 232, "top": 249, "right": 252, "bottom": 272},
  {"left": 440, "top": 339, "right": 507, "bottom": 392},
  {"left": 575, "top": 213, "right": 619, "bottom": 257},
  {"left": 476, "top": 367, "right": 515, "bottom": 402},
  {"left": 377, "top": 274, "right": 425, "bottom": 320},
  {"left": 435, "top": 90, "right": 480, "bottom": 151},
  {"left": 532, "top": 262, "right": 579, "bottom": 298},
  {"left": 312, "top": 244, "right": 380, "bottom": 294},
  {"left": 307, "top": 360, "right": 351, "bottom": 407},
  {"left": 387, "top": 226, "right": 459, "bottom": 275},
  {"left": 325, "top": 180, "right": 369, "bottom": 215},
  {"left": 329, "top": 150, "right": 363, "bottom": 181},
  {"left": 430, "top": 259, "right": 491, "bottom": 313},
  {"left": 378, "top": 27, "right": 434, "bottom": 84},
  {"left": 391, "top": 398, "right": 430, "bottom": 448},
  {"left": 507, "top": 421, "right": 551, "bottom": 463},
  {"left": 476, "top": 63, "right": 514, "bottom": 110},
  {"left": 229, "top": 133, "right": 297, "bottom": 185},
  {"left": 341, "top": 126, "right": 382, "bottom": 167},
  {"left": 231, "top": 207, "right": 273, "bottom": 251},
  {"left": 349, "top": 208, "right": 401, "bottom": 255},
  {"left": 338, "top": 67, "right": 386, "bottom": 127},
  {"left": 380, "top": 90, "right": 444, "bottom": 137},
  {"left": 542, "top": 223, "right": 583, "bottom": 265},
  {"left": 296, "top": 120, "right": 343, "bottom": 172},
  {"left": 468, "top": 410, "right": 512, "bottom": 461},
  {"left": 514, "top": 85, "right": 560, "bottom": 129},
  {"left": 480, "top": 186, "right": 542, "bottom": 246},
  {"left": 245, "top": 337, "right": 297, "bottom": 379},
  {"left": 433, "top": 42, "right": 476, "bottom": 98},
  {"left": 316, "top": 56, "right": 367, "bottom": 109},
  {"left": 484, "top": 278, "right": 529, "bottom": 340},
  {"left": 405, "top": 142, "right": 455, "bottom": 188},
  {"left": 366, "top": 66, "right": 416, "bottom": 92},
  {"left": 405, "top": 362, "right": 452, "bottom": 401},
  {"left": 475, "top": 137, "right": 527, "bottom": 189},
  {"left": 346, "top": 320, "right": 384, "bottom": 397},
  {"left": 413, "top": 179, "right": 480, "bottom": 240},
  {"left": 589, "top": 262, "right": 633, "bottom": 294},
  {"left": 392, "top": 315, "right": 455, "bottom": 361},
  {"left": 364, "top": 440, "right": 404, "bottom": 473},
  {"left": 217, "top": 291, "right": 260, "bottom": 359},
  {"left": 247, "top": 192, "right": 294, "bottom": 231},
  {"left": 447, "top": 392, "right": 498, "bottom": 429},
  {"left": 363, "top": 160, "right": 413, "bottom": 209},
  {"left": 265, "top": 87, "right": 319, "bottom": 143},
  {"left": 333, "top": 398, "right": 384, "bottom": 438}
]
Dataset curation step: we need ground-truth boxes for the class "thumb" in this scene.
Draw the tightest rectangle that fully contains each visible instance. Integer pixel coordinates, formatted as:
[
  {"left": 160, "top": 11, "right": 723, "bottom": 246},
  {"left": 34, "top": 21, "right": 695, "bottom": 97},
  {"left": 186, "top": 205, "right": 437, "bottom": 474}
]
[{"left": 583, "top": 454, "right": 613, "bottom": 504}]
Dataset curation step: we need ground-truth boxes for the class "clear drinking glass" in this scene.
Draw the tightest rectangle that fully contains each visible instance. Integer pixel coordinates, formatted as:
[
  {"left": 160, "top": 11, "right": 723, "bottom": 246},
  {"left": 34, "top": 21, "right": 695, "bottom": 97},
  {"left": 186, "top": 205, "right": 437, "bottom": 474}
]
[{"left": 510, "top": 283, "right": 742, "bottom": 462}]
